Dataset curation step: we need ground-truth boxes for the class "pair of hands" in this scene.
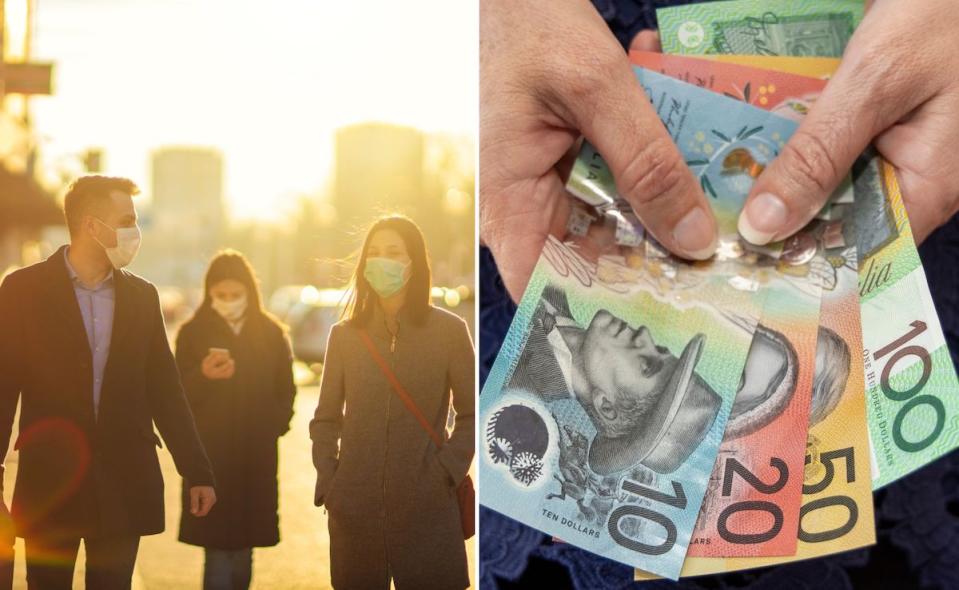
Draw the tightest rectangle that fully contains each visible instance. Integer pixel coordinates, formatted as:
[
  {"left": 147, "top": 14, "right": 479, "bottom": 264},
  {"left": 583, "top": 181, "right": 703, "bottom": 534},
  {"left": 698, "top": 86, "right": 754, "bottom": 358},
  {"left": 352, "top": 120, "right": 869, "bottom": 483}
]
[{"left": 481, "top": 0, "right": 959, "bottom": 301}]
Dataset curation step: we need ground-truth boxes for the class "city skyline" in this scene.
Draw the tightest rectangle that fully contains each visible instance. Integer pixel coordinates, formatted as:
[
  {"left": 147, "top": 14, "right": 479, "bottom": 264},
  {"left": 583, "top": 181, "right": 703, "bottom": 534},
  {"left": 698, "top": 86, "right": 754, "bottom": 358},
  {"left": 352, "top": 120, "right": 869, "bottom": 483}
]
[{"left": 28, "top": 0, "right": 477, "bottom": 221}]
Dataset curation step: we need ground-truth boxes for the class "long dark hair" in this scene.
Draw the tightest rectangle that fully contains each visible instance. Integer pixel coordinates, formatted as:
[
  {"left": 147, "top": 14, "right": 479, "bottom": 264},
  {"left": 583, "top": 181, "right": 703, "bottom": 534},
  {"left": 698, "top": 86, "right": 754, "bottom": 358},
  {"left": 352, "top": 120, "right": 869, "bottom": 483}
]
[
  {"left": 198, "top": 249, "right": 269, "bottom": 320},
  {"left": 343, "top": 215, "right": 432, "bottom": 327}
]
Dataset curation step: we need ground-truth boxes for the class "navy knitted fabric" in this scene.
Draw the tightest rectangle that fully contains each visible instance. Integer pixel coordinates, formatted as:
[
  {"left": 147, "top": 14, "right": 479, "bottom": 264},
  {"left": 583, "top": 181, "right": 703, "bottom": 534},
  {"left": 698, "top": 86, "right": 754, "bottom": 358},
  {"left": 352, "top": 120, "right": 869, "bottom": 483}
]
[{"left": 479, "top": 2, "right": 959, "bottom": 588}]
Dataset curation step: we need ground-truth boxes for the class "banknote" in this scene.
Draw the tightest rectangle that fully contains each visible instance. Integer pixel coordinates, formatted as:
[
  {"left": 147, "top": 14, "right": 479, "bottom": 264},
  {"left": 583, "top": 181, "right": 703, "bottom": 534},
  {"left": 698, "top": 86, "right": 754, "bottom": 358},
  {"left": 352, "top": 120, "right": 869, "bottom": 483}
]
[
  {"left": 853, "top": 157, "right": 959, "bottom": 489},
  {"left": 479, "top": 234, "right": 766, "bottom": 579},
  {"left": 620, "top": 54, "right": 836, "bottom": 558},
  {"left": 657, "top": 0, "right": 864, "bottom": 57},
  {"left": 636, "top": 188, "right": 877, "bottom": 579},
  {"left": 628, "top": 51, "right": 828, "bottom": 119},
  {"left": 685, "top": 252, "right": 822, "bottom": 558},
  {"left": 673, "top": 51, "right": 850, "bottom": 222},
  {"left": 703, "top": 54, "right": 840, "bottom": 79},
  {"left": 626, "top": 52, "right": 852, "bottom": 211},
  {"left": 669, "top": 10, "right": 959, "bottom": 490},
  {"left": 563, "top": 70, "right": 841, "bottom": 559},
  {"left": 481, "top": 69, "right": 813, "bottom": 580},
  {"left": 567, "top": 67, "right": 803, "bottom": 252}
]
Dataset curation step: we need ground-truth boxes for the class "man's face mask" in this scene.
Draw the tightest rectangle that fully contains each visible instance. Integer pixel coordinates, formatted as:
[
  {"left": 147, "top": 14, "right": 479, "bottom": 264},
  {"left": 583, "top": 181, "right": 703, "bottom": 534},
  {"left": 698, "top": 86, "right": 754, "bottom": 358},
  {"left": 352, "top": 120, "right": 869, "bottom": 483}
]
[
  {"left": 93, "top": 218, "right": 142, "bottom": 269},
  {"left": 363, "top": 257, "right": 411, "bottom": 298}
]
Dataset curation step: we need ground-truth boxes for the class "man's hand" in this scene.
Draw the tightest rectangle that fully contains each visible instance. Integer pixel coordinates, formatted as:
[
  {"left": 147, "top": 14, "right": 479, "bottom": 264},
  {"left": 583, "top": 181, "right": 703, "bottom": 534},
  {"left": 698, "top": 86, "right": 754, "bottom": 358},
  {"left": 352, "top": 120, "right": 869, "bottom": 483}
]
[
  {"left": 481, "top": 0, "right": 718, "bottom": 301},
  {"left": 737, "top": 0, "right": 959, "bottom": 246},
  {"left": 189, "top": 486, "right": 216, "bottom": 517}
]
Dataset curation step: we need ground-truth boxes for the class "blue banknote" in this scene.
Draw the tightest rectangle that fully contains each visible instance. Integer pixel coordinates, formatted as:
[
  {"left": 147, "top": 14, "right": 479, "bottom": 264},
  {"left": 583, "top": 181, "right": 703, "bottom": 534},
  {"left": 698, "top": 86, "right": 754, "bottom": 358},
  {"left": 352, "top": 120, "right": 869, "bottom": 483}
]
[{"left": 480, "top": 69, "right": 808, "bottom": 579}]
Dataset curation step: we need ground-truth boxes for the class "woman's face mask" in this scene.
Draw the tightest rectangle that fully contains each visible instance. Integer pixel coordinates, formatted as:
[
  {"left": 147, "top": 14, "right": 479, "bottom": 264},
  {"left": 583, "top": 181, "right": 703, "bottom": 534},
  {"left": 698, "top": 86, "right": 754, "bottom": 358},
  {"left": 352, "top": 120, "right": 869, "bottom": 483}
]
[
  {"left": 210, "top": 280, "right": 249, "bottom": 322},
  {"left": 93, "top": 218, "right": 142, "bottom": 269},
  {"left": 211, "top": 293, "right": 248, "bottom": 322},
  {"left": 364, "top": 257, "right": 411, "bottom": 298}
]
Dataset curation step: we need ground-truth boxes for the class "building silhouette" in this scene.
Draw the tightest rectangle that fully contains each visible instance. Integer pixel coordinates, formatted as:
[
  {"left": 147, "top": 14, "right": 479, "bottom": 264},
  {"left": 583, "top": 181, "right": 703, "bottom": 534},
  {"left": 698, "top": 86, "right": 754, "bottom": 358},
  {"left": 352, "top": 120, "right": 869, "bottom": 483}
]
[
  {"left": 135, "top": 146, "right": 225, "bottom": 288},
  {"left": 331, "top": 123, "right": 474, "bottom": 285}
]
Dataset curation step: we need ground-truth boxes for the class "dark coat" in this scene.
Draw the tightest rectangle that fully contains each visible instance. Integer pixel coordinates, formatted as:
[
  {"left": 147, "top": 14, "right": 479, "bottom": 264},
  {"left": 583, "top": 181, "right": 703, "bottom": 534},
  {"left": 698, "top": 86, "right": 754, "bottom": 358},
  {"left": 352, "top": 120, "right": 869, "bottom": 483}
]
[
  {"left": 310, "top": 305, "right": 475, "bottom": 590},
  {"left": 0, "top": 246, "right": 215, "bottom": 540},
  {"left": 175, "top": 307, "right": 296, "bottom": 549}
]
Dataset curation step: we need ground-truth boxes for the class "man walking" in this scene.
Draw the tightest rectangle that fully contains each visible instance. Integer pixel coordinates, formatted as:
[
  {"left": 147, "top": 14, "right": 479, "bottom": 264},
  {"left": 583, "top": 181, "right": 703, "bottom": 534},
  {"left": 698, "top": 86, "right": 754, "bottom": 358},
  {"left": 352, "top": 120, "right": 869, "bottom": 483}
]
[{"left": 0, "top": 176, "right": 217, "bottom": 589}]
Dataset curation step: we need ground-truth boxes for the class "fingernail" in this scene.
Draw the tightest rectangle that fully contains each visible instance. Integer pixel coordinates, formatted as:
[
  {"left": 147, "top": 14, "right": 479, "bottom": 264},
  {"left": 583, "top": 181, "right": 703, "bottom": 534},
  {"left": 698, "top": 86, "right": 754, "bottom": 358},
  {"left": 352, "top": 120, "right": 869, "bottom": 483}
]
[
  {"left": 673, "top": 207, "right": 718, "bottom": 259},
  {"left": 739, "top": 192, "right": 788, "bottom": 245}
]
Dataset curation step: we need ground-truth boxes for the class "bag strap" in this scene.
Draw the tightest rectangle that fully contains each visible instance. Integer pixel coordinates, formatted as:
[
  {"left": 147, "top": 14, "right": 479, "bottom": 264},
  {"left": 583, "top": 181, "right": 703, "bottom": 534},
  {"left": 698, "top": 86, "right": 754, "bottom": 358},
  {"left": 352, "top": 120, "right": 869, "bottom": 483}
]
[{"left": 357, "top": 330, "right": 444, "bottom": 448}]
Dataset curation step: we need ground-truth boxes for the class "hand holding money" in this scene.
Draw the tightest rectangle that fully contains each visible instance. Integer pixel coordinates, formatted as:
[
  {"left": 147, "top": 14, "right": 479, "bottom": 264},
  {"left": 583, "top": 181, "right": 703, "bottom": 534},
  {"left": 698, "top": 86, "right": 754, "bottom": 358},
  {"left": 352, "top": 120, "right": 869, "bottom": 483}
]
[
  {"left": 736, "top": 0, "right": 959, "bottom": 245},
  {"left": 479, "top": 0, "right": 718, "bottom": 302}
]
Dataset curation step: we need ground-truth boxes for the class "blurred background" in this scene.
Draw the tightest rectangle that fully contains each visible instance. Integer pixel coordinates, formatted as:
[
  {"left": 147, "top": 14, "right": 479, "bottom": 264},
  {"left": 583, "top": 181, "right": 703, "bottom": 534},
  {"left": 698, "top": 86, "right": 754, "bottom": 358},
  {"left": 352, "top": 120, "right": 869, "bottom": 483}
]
[{"left": 0, "top": 0, "right": 476, "bottom": 587}]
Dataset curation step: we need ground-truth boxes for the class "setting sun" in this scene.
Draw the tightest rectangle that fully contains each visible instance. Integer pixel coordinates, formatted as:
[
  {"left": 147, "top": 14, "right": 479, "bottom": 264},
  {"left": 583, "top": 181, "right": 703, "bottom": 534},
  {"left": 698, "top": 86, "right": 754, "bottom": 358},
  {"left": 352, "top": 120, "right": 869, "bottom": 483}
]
[{"left": 30, "top": 0, "right": 477, "bottom": 220}]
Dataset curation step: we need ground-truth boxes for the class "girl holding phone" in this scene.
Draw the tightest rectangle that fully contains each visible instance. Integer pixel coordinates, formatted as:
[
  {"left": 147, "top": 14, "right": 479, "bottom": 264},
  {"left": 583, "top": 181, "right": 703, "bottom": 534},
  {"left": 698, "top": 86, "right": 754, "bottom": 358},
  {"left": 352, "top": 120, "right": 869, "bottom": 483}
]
[
  {"left": 175, "top": 250, "right": 296, "bottom": 590},
  {"left": 310, "top": 215, "right": 475, "bottom": 590}
]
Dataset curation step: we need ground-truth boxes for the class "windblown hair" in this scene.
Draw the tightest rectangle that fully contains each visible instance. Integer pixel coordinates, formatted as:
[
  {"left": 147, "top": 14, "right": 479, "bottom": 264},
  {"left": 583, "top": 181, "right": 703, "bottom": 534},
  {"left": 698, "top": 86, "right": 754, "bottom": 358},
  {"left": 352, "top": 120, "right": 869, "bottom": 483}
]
[{"left": 342, "top": 215, "right": 432, "bottom": 327}]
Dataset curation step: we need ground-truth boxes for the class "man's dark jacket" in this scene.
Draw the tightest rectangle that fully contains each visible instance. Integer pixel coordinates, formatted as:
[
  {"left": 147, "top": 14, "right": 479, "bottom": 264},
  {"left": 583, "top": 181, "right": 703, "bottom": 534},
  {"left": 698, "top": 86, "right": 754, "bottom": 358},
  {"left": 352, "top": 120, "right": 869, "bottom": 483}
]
[{"left": 0, "top": 246, "right": 215, "bottom": 540}]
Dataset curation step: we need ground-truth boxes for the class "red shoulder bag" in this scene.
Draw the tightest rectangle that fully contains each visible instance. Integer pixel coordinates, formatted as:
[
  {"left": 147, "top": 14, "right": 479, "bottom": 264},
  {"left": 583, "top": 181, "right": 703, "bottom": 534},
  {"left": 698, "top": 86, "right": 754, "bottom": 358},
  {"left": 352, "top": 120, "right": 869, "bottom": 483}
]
[{"left": 358, "top": 330, "right": 476, "bottom": 540}]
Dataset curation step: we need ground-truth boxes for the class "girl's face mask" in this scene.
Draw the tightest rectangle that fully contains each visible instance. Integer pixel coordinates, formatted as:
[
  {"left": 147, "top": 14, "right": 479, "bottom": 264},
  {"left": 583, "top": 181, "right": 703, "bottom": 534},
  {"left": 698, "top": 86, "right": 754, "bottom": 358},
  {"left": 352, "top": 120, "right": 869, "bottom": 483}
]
[{"left": 211, "top": 293, "right": 248, "bottom": 322}]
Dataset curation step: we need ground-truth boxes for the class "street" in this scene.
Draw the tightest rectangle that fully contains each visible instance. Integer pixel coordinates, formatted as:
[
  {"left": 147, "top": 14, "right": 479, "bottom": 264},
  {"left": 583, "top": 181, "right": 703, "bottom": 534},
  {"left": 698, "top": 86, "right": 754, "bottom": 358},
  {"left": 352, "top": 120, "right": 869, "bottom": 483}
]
[{"left": 7, "top": 386, "right": 477, "bottom": 589}]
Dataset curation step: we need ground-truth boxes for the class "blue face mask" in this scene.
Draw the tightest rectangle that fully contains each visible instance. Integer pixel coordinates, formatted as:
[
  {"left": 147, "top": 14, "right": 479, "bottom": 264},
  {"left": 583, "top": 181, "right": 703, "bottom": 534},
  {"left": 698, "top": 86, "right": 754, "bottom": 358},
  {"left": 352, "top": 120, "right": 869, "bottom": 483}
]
[{"left": 364, "top": 257, "right": 411, "bottom": 298}]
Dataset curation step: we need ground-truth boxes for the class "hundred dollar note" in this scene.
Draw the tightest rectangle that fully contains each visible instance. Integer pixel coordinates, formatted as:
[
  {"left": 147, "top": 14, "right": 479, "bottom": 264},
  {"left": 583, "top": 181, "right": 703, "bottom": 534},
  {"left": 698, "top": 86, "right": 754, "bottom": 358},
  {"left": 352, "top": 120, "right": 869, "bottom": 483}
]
[
  {"left": 654, "top": 19, "right": 959, "bottom": 492},
  {"left": 853, "top": 157, "right": 959, "bottom": 489}
]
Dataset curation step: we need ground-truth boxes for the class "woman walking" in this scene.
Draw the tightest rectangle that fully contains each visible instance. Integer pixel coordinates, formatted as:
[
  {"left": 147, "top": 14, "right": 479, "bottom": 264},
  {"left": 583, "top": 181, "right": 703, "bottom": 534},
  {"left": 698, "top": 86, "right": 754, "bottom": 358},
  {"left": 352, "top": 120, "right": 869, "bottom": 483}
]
[
  {"left": 176, "top": 250, "right": 297, "bottom": 589},
  {"left": 311, "top": 215, "right": 475, "bottom": 590}
]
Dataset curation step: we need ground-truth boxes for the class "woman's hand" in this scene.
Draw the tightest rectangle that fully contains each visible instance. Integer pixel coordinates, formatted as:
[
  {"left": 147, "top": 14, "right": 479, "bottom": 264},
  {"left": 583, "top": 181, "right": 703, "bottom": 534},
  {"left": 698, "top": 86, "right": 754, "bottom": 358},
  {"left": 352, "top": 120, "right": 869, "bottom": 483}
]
[
  {"left": 737, "top": 0, "right": 959, "bottom": 246},
  {"left": 481, "top": 0, "right": 718, "bottom": 301},
  {"left": 201, "top": 351, "right": 235, "bottom": 380}
]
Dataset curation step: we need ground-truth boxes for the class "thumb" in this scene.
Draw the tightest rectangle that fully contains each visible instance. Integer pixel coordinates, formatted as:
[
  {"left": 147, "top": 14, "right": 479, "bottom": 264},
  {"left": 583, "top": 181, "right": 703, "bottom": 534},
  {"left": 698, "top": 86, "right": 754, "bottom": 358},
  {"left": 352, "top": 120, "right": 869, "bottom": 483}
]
[
  {"left": 560, "top": 57, "right": 718, "bottom": 259},
  {"left": 738, "top": 29, "right": 927, "bottom": 244},
  {"left": 190, "top": 488, "right": 200, "bottom": 516}
]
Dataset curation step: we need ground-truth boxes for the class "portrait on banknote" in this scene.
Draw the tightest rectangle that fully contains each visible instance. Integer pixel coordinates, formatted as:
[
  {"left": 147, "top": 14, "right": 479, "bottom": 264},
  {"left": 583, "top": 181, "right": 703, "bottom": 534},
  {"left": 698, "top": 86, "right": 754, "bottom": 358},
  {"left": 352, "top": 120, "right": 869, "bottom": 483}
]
[{"left": 498, "top": 283, "right": 721, "bottom": 477}]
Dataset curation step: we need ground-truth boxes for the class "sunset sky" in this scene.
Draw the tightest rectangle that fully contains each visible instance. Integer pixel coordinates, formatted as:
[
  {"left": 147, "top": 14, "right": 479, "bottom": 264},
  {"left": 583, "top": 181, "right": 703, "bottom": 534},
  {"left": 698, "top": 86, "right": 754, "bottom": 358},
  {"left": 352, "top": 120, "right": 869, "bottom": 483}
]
[{"left": 30, "top": 0, "right": 477, "bottom": 220}]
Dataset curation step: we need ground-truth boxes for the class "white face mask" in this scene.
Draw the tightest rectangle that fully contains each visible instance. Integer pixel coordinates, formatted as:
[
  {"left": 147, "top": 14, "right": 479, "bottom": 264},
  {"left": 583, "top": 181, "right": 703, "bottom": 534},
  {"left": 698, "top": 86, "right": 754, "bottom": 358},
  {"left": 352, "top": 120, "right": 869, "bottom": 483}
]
[
  {"left": 211, "top": 293, "right": 248, "bottom": 322},
  {"left": 93, "top": 218, "right": 142, "bottom": 269}
]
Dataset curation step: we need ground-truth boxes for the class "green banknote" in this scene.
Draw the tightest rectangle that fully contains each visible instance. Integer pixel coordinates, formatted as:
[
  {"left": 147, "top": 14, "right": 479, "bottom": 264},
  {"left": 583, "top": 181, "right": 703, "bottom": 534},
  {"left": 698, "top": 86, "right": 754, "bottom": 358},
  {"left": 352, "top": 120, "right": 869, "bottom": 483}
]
[
  {"left": 657, "top": 0, "right": 864, "bottom": 57},
  {"left": 657, "top": 0, "right": 957, "bottom": 499},
  {"left": 850, "top": 156, "right": 959, "bottom": 489}
]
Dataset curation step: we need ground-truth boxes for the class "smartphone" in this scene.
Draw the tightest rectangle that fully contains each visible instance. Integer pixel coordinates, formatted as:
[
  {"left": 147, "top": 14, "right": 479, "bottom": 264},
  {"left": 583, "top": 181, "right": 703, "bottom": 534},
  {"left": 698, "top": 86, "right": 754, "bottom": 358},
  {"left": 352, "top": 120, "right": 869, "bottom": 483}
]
[{"left": 208, "top": 347, "right": 232, "bottom": 360}]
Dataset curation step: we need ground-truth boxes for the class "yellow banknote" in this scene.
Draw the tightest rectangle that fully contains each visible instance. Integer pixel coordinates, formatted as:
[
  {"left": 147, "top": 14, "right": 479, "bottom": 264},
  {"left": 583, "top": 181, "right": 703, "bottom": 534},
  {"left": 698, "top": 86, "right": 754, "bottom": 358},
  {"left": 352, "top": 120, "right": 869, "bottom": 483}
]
[
  {"left": 635, "top": 170, "right": 881, "bottom": 582},
  {"left": 702, "top": 55, "right": 840, "bottom": 79}
]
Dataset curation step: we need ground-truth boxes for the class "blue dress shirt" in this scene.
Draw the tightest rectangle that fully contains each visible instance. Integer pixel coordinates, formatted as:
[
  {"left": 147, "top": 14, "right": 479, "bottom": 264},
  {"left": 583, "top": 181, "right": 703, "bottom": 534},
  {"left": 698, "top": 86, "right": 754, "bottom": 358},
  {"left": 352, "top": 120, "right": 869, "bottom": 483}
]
[{"left": 63, "top": 247, "right": 115, "bottom": 419}]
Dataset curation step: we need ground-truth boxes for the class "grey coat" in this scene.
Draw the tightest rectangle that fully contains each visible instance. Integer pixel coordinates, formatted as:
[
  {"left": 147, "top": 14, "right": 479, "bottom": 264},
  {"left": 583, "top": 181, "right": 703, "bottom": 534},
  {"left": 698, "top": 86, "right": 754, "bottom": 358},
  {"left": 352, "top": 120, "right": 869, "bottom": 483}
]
[{"left": 310, "top": 305, "right": 475, "bottom": 590}]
